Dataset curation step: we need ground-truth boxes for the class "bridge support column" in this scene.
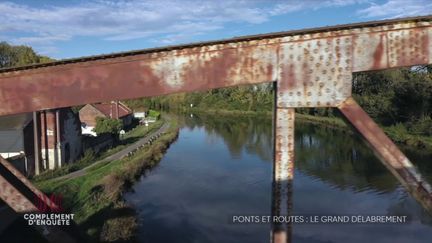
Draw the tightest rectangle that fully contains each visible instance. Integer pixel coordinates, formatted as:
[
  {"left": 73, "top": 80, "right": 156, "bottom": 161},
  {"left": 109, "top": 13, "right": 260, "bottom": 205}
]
[
  {"left": 33, "top": 111, "right": 42, "bottom": 175},
  {"left": 271, "top": 107, "right": 294, "bottom": 243},
  {"left": 338, "top": 97, "right": 432, "bottom": 213}
]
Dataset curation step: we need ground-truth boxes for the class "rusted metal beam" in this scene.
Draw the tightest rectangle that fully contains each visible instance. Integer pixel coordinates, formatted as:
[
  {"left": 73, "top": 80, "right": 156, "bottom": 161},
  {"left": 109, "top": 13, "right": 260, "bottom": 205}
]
[
  {"left": 1, "top": 15, "right": 431, "bottom": 74},
  {"left": 338, "top": 97, "right": 432, "bottom": 214},
  {"left": 0, "top": 15, "right": 431, "bottom": 242},
  {"left": 0, "top": 155, "right": 60, "bottom": 213},
  {"left": 0, "top": 16, "right": 431, "bottom": 116},
  {"left": 271, "top": 107, "right": 294, "bottom": 243},
  {"left": 0, "top": 156, "right": 80, "bottom": 242}
]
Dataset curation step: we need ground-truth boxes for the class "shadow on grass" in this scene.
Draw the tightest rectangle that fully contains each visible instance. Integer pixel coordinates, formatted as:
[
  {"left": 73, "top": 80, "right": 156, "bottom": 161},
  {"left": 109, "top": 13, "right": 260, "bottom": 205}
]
[{"left": 80, "top": 203, "right": 138, "bottom": 243}]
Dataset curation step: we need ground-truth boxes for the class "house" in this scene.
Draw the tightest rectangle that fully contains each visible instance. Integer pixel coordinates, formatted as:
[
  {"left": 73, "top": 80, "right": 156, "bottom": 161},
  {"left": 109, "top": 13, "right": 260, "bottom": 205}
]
[
  {"left": 0, "top": 113, "right": 34, "bottom": 175},
  {"left": 79, "top": 101, "right": 133, "bottom": 136},
  {"left": 37, "top": 108, "right": 83, "bottom": 172},
  {"left": 0, "top": 108, "right": 82, "bottom": 176}
]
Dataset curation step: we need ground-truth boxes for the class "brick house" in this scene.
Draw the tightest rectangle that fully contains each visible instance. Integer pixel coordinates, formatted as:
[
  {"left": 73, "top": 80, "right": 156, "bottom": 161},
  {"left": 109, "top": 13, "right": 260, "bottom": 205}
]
[
  {"left": 37, "top": 108, "right": 83, "bottom": 172},
  {"left": 0, "top": 108, "right": 82, "bottom": 176},
  {"left": 79, "top": 101, "right": 133, "bottom": 136}
]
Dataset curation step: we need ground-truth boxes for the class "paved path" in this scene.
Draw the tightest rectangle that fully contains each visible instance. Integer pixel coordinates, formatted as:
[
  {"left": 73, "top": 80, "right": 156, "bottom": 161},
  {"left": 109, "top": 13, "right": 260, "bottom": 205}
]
[{"left": 56, "top": 122, "right": 170, "bottom": 181}]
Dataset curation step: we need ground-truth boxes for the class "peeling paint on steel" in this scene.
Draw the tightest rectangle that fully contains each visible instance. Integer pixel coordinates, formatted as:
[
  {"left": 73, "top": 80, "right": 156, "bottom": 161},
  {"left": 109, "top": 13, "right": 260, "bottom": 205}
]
[
  {"left": 0, "top": 17, "right": 431, "bottom": 115},
  {"left": 352, "top": 33, "right": 388, "bottom": 71},
  {"left": 388, "top": 28, "right": 429, "bottom": 68},
  {"left": 0, "top": 175, "right": 37, "bottom": 212},
  {"left": 277, "top": 37, "right": 353, "bottom": 108},
  {"left": 272, "top": 108, "right": 294, "bottom": 243}
]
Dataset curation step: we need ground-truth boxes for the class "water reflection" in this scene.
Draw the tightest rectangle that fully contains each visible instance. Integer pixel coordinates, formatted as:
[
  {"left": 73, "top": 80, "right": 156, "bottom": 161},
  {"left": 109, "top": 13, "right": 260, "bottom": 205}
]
[
  {"left": 125, "top": 113, "right": 432, "bottom": 243},
  {"left": 180, "top": 113, "right": 273, "bottom": 161},
  {"left": 295, "top": 123, "right": 399, "bottom": 194}
]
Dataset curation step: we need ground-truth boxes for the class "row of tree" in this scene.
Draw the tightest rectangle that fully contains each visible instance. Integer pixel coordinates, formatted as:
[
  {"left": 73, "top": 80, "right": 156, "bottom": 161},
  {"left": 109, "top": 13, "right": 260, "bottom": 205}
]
[{"left": 353, "top": 67, "right": 432, "bottom": 136}]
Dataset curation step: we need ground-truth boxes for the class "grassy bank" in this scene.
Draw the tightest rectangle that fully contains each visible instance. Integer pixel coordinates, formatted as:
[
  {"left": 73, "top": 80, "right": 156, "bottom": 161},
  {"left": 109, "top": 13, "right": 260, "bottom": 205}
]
[
  {"left": 32, "top": 120, "right": 164, "bottom": 182},
  {"left": 296, "top": 113, "right": 432, "bottom": 151},
  {"left": 190, "top": 108, "right": 432, "bottom": 152},
  {"left": 35, "top": 120, "right": 179, "bottom": 242},
  {"left": 189, "top": 107, "right": 271, "bottom": 117}
]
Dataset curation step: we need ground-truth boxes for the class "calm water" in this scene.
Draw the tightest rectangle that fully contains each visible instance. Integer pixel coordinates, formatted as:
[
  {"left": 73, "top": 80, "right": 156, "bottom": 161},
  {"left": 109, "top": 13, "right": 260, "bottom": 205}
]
[{"left": 124, "top": 114, "right": 432, "bottom": 243}]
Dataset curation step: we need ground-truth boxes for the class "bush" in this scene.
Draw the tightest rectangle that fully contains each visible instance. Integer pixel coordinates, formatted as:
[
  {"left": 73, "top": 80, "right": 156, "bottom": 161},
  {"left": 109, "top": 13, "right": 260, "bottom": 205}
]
[
  {"left": 408, "top": 116, "right": 432, "bottom": 136},
  {"left": 94, "top": 117, "right": 122, "bottom": 135},
  {"left": 385, "top": 123, "right": 408, "bottom": 143},
  {"left": 148, "top": 109, "right": 161, "bottom": 119}
]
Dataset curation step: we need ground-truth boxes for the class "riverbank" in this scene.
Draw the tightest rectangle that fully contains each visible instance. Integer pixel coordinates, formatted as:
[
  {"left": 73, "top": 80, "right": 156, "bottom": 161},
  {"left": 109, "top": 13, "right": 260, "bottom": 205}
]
[
  {"left": 188, "top": 108, "right": 432, "bottom": 152},
  {"left": 35, "top": 119, "right": 179, "bottom": 241}
]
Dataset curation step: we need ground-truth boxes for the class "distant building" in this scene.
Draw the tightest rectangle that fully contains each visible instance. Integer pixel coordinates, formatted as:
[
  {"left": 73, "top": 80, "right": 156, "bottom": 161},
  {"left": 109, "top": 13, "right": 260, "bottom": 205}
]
[
  {"left": 0, "top": 108, "right": 82, "bottom": 176},
  {"left": 79, "top": 101, "right": 133, "bottom": 136},
  {"left": 133, "top": 111, "right": 146, "bottom": 119}
]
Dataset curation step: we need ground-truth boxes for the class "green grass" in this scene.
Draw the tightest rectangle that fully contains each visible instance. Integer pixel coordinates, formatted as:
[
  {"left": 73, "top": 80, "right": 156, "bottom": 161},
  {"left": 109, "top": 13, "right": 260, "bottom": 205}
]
[
  {"left": 121, "top": 119, "right": 163, "bottom": 142},
  {"left": 191, "top": 108, "right": 272, "bottom": 117},
  {"left": 32, "top": 150, "right": 97, "bottom": 182},
  {"left": 148, "top": 109, "right": 161, "bottom": 119},
  {"left": 35, "top": 120, "right": 179, "bottom": 242},
  {"left": 32, "top": 120, "right": 164, "bottom": 182},
  {"left": 295, "top": 113, "right": 348, "bottom": 129},
  {"left": 384, "top": 124, "right": 432, "bottom": 151}
]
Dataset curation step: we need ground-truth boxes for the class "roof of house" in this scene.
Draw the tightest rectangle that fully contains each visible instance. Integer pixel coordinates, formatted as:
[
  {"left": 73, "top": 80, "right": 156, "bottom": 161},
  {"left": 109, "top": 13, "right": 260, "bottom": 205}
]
[
  {"left": 0, "top": 113, "right": 32, "bottom": 130},
  {"left": 0, "top": 113, "right": 32, "bottom": 152},
  {"left": 89, "top": 102, "right": 132, "bottom": 118}
]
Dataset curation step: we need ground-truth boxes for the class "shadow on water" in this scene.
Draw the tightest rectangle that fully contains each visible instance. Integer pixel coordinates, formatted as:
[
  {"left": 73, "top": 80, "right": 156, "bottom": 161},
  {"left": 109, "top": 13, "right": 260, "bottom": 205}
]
[{"left": 124, "top": 113, "right": 432, "bottom": 243}]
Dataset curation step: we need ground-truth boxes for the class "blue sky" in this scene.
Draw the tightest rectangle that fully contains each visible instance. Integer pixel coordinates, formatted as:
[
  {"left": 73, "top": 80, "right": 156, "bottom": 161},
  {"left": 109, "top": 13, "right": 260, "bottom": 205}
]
[{"left": 1, "top": 0, "right": 432, "bottom": 59}]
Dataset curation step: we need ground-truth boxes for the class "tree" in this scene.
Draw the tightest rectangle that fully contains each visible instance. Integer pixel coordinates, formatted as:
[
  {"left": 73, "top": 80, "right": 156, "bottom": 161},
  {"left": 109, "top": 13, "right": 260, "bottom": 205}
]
[
  {"left": 0, "top": 41, "right": 54, "bottom": 68},
  {"left": 94, "top": 117, "right": 122, "bottom": 136}
]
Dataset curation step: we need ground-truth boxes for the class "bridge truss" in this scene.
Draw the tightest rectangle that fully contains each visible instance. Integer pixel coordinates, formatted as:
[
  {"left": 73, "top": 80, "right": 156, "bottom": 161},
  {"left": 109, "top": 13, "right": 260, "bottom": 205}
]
[{"left": 0, "top": 15, "right": 432, "bottom": 243}]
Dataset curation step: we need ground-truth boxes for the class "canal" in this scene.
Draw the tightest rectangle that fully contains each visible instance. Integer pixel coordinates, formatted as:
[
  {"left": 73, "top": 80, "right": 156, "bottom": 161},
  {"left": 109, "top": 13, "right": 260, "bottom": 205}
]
[{"left": 124, "top": 113, "right": 432, "bottom": 243}]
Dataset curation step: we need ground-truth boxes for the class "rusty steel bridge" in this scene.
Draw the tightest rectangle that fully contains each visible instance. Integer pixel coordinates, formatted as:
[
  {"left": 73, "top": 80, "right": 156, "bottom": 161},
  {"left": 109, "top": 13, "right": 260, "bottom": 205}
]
[{"left": 0, "top": 15, "right": 432, "bottom": 243}]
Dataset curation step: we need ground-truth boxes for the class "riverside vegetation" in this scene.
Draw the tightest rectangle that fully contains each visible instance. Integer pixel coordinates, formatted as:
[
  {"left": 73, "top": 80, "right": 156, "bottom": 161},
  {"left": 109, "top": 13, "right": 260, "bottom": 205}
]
[{"left": 35, "top": 119, "right": 179, "bottom": 241}]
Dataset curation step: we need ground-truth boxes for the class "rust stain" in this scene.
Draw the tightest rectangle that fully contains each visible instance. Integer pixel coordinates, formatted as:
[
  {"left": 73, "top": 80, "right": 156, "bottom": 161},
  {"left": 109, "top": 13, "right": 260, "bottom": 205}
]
[
  {"left": 0, "top": 155, "right": 60, "bottom": 212},
  {"left": 272, "top": 108, "right": 295, "bottom": 243},
  {"left": 392, "top": 28, "right": 430, "bottom": 67},
  {"left": 372, "top": 34, "right": 385, "bottom": 69},
  {"left": 0, "top": 18, "right": 430, "bottom": 116},
  {"left": 279, "top": 63, "right": 297, "bottom": 91},
  {"left": 0, "top": 17, "right": 432, "bottom": 243},
  {"left": 180, "top": 48, "right": 240, "bottom": 91}
]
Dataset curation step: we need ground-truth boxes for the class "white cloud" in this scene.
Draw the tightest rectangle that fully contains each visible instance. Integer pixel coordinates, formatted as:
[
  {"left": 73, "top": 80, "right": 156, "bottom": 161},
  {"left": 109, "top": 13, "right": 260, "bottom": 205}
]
[
  {"left": 0, "top": 0, "right": 431, "bottom": 57},
  {"left": 13, "top": 35, "right": 70, "bottom": 45},
  {"left": 357, "top": 0, "right": 432, "bottom": 18},
  {"left": 270, "top": 0, "right": 366, "bottom": 15},
  {"left": 0, "top": 0, "right": 272, "bottom": 45}
]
